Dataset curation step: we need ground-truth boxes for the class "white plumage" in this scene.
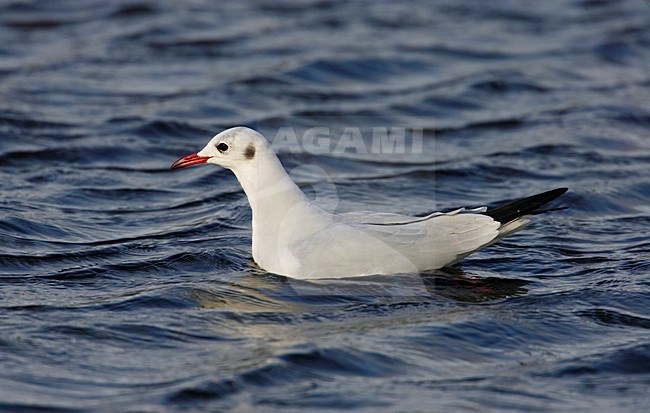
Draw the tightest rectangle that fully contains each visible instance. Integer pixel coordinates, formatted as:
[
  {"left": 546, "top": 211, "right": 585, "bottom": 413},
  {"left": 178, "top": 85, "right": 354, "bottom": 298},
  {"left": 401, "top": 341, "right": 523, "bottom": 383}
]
[{"left": 171, "top": 127, "right": 565, "bottom": 279}]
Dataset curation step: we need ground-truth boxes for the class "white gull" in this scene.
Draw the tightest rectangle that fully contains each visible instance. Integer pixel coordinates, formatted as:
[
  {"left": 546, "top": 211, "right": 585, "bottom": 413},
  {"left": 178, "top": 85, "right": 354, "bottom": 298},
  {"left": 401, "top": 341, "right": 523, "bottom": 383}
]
[{"left": 171, "top": 127, "right": 567, "bottom": 279}]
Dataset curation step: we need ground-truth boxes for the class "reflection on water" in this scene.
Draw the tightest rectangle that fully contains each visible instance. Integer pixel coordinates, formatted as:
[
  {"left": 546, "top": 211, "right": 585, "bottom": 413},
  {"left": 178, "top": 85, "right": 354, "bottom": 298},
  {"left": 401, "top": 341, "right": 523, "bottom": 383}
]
[
  {"left": 240, "top": 267, "right": 529, "bottom": 305},
  {"left": 1, "top": 0, "right": 649, "bottom": 411}
]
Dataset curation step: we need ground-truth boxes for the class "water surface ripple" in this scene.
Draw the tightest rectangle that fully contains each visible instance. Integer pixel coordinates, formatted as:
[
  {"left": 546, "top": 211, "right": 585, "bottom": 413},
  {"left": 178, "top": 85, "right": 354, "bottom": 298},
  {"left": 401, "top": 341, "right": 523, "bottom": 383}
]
[{"left": 1, "top": 1, "right": 649, "bottom": 412}]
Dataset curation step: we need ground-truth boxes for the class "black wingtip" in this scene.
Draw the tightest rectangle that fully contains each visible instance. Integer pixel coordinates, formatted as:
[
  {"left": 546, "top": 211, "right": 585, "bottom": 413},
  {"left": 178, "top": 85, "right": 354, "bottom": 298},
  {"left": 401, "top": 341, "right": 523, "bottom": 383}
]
[{"left": 484, "top": 187, "right": 569, "bottom": 224}]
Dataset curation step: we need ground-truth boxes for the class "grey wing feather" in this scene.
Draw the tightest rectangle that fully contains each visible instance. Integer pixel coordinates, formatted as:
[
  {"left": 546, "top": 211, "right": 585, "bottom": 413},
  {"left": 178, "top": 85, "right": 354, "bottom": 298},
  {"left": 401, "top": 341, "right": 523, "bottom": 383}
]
[{"left": 339, "top": 207, "right": 487, "bottom": 226}]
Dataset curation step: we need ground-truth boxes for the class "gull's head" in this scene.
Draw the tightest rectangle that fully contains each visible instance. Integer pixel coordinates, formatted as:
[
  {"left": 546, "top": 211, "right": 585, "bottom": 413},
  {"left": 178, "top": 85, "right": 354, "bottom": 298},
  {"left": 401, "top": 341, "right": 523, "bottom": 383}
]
[{"left": 171, "top": 127, "right": 270, "bottom": 171}]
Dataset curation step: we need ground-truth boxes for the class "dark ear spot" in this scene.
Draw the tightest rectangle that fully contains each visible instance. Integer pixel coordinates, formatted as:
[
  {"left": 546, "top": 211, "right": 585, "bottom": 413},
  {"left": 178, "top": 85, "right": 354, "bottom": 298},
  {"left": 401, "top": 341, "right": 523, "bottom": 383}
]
[{"left": 244, "top": 145, "right": 255, "bottom": 160}]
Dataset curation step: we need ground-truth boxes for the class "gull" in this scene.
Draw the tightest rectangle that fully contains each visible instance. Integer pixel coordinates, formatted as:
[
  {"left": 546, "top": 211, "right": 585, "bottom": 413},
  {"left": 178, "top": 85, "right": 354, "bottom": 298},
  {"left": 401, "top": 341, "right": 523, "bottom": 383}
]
[{"left": 171, "top": 127, "right": 567, "bottom": 279}]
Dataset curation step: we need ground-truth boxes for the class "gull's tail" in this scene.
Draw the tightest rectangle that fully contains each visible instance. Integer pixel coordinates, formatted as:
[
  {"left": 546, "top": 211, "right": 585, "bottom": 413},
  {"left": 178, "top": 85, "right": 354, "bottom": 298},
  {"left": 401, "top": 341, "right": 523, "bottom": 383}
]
[
  {"left": 483, "top": 187, "right": 568, "bottom": 239},
  {"left": 484, "top": 187, "right": 568, "bottom": 224}
]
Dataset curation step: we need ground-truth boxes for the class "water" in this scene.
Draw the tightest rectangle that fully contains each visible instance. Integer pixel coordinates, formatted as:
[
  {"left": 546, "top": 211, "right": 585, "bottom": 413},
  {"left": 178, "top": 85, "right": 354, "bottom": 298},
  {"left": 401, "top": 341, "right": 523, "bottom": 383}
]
[{"left": 1, "top": 0, "right": 649, "bottom": 411}]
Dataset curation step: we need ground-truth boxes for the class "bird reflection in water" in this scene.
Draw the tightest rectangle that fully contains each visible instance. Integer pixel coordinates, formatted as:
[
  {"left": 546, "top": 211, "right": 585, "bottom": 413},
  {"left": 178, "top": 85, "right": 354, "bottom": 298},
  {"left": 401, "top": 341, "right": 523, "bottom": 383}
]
[{"left": 243, "top": 262, "right": 529, "bottom": 305}]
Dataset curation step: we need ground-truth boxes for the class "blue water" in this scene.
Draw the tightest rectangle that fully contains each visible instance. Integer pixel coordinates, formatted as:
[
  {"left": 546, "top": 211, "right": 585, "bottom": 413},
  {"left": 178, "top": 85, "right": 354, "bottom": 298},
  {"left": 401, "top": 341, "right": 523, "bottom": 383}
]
[{"left": 1, "top": 0, "right": 650, "bottom": 411}]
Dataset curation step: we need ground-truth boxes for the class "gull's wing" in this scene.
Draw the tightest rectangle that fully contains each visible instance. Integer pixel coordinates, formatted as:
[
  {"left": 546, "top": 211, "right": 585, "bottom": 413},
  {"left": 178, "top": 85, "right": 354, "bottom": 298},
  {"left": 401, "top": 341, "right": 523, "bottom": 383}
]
[
  {"left": 339, "top": 187, "right": 568, "bottom": 227},
  {"left": 285, "top": 188, "right": 568, "bottom": 278},
  {"left": 289, "top": 209, "right": 499, "bottom": 278},
  {"left": 358, "top": 211, "right": 500, "bottom": 263}
]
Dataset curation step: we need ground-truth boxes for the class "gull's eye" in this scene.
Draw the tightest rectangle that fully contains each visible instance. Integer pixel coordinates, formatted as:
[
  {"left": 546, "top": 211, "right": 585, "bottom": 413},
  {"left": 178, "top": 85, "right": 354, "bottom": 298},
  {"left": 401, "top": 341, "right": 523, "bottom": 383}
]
[{"left": 216, "top": 142, "right": 229, "bottom": 152}]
